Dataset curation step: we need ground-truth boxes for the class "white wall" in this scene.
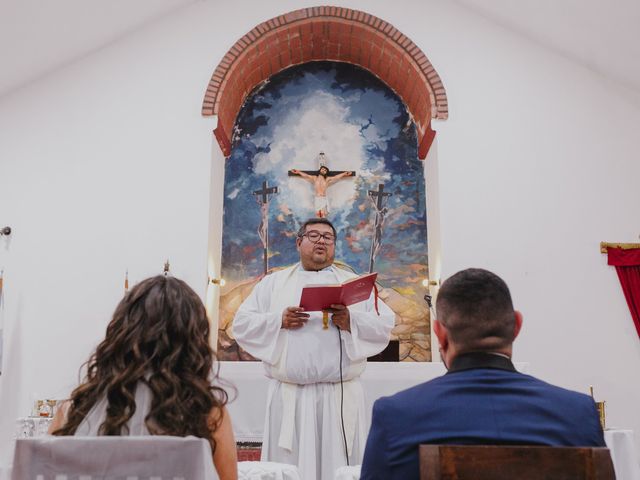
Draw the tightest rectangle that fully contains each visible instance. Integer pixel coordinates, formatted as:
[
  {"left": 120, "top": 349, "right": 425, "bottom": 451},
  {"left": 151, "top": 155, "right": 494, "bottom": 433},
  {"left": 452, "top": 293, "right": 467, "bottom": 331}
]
[{"left": 1, "top": 0, "right": 639, "bottom": 464}]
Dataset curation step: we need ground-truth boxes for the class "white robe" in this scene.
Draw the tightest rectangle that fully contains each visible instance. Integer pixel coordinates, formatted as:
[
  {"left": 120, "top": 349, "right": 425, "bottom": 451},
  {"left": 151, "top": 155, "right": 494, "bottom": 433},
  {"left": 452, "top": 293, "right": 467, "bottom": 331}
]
[{"left": 232, "top": 263, "right": 395, "bottom": 480}]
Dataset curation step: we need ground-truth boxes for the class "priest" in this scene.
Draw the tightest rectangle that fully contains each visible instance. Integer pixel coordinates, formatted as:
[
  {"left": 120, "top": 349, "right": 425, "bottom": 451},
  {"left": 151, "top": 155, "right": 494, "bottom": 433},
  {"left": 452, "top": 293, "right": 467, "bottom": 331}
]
[{"left": 233, "top": 217, "right": 395, "bottom": 480}]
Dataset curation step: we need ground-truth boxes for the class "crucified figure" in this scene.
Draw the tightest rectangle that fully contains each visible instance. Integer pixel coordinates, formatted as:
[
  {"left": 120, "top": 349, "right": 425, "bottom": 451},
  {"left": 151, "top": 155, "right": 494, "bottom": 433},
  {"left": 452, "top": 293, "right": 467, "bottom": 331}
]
[{"left": 290, "top": 165, "right": 354, "bottom": 217}]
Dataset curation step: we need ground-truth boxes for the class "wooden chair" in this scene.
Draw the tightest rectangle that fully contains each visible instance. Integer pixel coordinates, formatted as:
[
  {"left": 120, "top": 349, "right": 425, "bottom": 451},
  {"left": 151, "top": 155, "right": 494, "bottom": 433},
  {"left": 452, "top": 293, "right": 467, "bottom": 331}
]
[{"left": 420, "top": 445, "right": 616, "bottom": 480}]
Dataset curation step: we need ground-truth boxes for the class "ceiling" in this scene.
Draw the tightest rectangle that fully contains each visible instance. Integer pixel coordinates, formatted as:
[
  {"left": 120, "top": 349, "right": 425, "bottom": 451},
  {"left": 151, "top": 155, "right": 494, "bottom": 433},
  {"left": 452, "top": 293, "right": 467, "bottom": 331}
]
[
  {"left": 0, "top": 0, "right": 198, "bottom": 97},
  {"left": 1, "top": 0, "right": 639, "bottom": 99},
  {"left": 454, "top": 0, "right": 640, "bottom": 96}
]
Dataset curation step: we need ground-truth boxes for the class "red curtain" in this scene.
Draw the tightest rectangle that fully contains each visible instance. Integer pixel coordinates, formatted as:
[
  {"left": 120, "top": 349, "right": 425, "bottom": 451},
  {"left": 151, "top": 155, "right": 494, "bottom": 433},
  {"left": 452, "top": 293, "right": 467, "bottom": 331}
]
[{"left": 607, "top": 248, "right": 640, "bottom": 338}]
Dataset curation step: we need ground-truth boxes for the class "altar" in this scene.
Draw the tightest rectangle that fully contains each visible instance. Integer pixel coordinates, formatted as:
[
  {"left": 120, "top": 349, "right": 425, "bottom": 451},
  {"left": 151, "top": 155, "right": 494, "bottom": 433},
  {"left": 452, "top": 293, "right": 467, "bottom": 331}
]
[{"left": 219, "top": 361, "right": 529, "bottom": 442}]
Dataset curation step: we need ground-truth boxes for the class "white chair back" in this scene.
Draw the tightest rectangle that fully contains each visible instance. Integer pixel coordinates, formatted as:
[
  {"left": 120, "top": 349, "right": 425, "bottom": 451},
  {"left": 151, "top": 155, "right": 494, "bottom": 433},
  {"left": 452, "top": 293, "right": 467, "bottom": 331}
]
[{"left": 11, "top": 436, "right": 218, "bottom": 480}]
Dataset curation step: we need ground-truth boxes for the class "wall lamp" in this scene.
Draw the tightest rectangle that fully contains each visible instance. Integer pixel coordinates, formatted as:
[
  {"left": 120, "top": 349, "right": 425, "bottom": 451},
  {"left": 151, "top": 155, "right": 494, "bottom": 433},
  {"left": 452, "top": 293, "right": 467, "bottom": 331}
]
[{"left": 1, "top": 226, "right": 11, "bottom": 236}]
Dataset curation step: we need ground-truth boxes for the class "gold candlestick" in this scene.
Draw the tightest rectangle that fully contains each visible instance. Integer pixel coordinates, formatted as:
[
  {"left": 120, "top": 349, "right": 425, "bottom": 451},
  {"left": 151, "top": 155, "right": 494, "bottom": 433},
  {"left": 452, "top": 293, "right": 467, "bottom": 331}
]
[
  {"left": 322, "top": 310, "right": 329, "bottom": 330},
  {"left": 590, "top": 385, "right": 606, "bottom": 430},
  {"left": 596, "top": 401, "right": 606, "bottom": 430}
]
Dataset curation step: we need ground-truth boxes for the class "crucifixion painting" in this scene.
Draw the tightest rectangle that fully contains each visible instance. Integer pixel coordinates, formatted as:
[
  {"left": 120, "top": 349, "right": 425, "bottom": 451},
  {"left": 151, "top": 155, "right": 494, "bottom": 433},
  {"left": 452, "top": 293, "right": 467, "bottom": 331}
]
[
  {"left": 288, "top": 152, "right": 356, "bottom": 218},
  {"left": 220, "top": 62, "right": 430, "bottom": 362}
]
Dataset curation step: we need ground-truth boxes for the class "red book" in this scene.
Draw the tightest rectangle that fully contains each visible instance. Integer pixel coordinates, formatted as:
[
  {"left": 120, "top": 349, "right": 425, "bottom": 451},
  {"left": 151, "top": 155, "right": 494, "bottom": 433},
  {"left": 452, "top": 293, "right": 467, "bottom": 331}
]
[{"left": 299, "top": 272, "right": 378, "bottom": 311}]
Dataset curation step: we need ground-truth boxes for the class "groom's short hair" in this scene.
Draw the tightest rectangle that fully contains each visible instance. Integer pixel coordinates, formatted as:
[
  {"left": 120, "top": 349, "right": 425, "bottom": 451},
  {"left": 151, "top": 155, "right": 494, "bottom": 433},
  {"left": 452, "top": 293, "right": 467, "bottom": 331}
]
[{"left": 436, "top": 268, "right": 516, "bottom": 352}]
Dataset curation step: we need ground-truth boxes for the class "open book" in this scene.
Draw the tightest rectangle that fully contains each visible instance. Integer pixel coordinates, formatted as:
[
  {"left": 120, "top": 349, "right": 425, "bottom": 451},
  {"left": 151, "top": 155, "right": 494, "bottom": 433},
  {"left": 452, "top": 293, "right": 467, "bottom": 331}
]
[{"left": 299, "top": 272, "right": 378, "bottom": 311}]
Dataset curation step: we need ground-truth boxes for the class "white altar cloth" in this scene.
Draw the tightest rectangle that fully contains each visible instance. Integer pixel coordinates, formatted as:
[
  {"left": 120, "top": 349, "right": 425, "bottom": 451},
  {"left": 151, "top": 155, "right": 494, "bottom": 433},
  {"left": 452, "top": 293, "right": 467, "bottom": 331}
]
[
  {"left": 219, "top": 361, "right": 529, "bottom": 442},
  {"left": 605, "top": 429, "right": 640, "bottom": 480}
]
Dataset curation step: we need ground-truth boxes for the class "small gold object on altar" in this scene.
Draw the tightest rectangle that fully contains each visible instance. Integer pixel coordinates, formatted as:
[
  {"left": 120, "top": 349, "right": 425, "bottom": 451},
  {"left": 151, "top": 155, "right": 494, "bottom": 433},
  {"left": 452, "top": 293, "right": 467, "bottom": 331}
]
[
  {"left": 34, "top": 399, "right": 57, "bottom": 418},
  {"left": 596, "top": 401, "right": 606, "bottom": 430},
  {"left": 322, "top": 310, "right": 329, "bottom": 330},
  {"left": 590, "top": 386, "right": 606, "bottom": 430}
]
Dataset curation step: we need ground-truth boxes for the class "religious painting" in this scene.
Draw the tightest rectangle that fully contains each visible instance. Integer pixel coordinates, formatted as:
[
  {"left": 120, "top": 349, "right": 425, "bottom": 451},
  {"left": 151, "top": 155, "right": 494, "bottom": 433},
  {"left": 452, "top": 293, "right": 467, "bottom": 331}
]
[{"left": 218, "top": 61, "right": 430, "bottom": 361}]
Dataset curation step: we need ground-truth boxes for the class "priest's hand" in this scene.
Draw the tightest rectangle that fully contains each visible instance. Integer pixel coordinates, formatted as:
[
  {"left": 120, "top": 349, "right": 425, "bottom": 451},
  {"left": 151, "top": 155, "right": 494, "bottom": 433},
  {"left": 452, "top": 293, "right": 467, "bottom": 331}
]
[
  {"left": 329, "top": 304, "right": 351, "bottom": 332},
  {"left": 281, "top": 306, "right": 309, "bottom": 329}
]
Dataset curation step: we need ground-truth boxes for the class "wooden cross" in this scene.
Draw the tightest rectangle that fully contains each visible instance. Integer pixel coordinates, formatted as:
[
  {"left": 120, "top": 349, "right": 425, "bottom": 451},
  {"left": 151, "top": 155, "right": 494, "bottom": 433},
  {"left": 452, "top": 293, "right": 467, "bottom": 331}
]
[
  {"left": 287, "top": 167, "right": 356, "bottom": 178},
  {"left": 254, "top": 180, "right": 278, "bottom": 203},
  {"left": 368, "top": 183, "right": 393, "bottom": 273},
  {"left": 288, "top": 159, "right": 356, "bottom": 217},
  {"left": 288, "top": 151, "right": 356, "bottom": 178},
  {"left": 253, "top": 180, "right": 278, "bottom": 274},
  {"left": 368, "top": 183, "right": 392, "bottom": 212}
]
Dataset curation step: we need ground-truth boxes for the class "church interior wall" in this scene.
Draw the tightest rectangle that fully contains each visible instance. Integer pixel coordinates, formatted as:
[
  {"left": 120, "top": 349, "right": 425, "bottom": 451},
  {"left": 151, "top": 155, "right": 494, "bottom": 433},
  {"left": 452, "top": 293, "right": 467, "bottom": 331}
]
[{"left": 0, "top": 0, "right": 639, "bottom": 462}]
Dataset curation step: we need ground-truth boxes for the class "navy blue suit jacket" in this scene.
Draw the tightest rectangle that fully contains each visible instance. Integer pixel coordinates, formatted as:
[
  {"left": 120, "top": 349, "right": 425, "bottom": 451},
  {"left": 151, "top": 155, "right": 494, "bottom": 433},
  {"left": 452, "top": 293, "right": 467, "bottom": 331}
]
[{"left": 360, "top": 353, "right": 605, "bottom": 480}]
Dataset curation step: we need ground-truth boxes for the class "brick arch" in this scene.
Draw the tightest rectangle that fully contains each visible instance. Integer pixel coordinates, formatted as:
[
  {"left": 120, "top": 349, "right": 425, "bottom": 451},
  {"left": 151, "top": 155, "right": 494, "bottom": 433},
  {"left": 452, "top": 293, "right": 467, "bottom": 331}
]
[{"left": 202, "top": 6, "right": 448, "bottom": 159}]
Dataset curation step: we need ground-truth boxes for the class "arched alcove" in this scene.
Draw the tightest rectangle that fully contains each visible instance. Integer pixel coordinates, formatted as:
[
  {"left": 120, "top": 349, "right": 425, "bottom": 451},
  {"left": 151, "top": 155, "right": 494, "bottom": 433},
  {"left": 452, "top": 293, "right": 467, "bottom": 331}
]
[
  {"left": 202, "top": 6, "right": 448, "bottom": 159},
  {"left": 203, "top": 7, "right": 447, "bottom": 361}
]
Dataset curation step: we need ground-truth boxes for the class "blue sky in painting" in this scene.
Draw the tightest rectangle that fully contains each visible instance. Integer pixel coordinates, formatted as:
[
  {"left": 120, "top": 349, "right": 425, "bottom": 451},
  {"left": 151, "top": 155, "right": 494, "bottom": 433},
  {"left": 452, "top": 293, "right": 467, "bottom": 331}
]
[{"left": 222, "top": 62, "right": 427, "bottom": 296}]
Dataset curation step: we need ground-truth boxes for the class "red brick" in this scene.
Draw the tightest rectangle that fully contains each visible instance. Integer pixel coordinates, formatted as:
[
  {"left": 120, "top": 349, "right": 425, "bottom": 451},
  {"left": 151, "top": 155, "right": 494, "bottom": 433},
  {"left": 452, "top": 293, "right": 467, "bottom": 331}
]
[
  {"left": 291, "top": 36, "right": 303, "bottom": 49},
  {"left": 406, "top": 44, "right": 420, "bottom": 57},
  {"left": 354, "top": 38, "right": 367, "bottom": 64},
  {"left": 406, "top": 82, "right": 420, "bottom": 108},
  {"left": 302, "top": 37, "right": 313, "bottom": 55},
  {"left": 202, "top": 6, "right": 448, "bottom": 139},
  {"left": 310, "top": 38, "right": 326, "bottom": 60},
  {"left": 417, "top": 123, "right": 435, "bottom": 159},
  {"left": 280, "top": 49, "right": 292, "bottom": 67},
  {"left": 369, "top": 44, "right": 382, "bottom": 71},
  {"left": 336, "top": 45, "right": 350, "bottom": 62},
  {"left": 426, "top": 70, "right": 439, "bottom": 82},
  {"left": 327, "top": 43, "right": 340, "bottom": 58},
  {"left": 276, "top": 30, "right": 289, "bottom": 44},
  {"left": 417, "top": 56, "right": 431, "bottom": 68},
  {"left": 337, "top": 20, "right": 351, "bottom": 34},
  {"left": 413, "top": 51, "right": 426, "bottom": 63},
  {"left": 290, "top": 44, "right": 303, "bottom": 64},
  {"left": 298, "top": 21, "right": 313, "bottom": 36},
  {"left": 387, "top": 64, "right": 399, "bottom": 89},
  {"left": 269, "top": 50, "right": 282, "bottom": 75},
  {"left": 371, "top": 30, "right": 386, "bottom": 48}
]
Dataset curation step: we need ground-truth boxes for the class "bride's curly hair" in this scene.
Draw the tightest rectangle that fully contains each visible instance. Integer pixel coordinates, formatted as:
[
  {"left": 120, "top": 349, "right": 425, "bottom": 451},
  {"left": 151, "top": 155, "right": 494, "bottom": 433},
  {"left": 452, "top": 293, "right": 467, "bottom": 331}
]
[{"left": 52, "top": 275, "right": 228, "bottom": 451}]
